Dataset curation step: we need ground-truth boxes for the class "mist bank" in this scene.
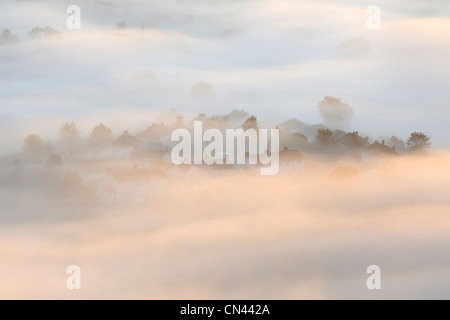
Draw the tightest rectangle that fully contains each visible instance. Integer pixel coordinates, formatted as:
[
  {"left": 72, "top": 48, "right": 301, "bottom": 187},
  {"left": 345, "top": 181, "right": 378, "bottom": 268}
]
[{"left": 1, "top": 154, "right": 450, "bottom": 299}]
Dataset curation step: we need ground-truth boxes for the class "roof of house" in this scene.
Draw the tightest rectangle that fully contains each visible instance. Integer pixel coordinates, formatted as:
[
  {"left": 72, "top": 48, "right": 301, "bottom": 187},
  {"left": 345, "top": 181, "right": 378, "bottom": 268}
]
[
  {"left": 114, "top": 130, "right": 141, "bottom": 147},
  {"left": 332, "top": 129, "right": 347, "bottom": 139},
  {"left": 366, "top": 140, "right": 397, "bottom": 156},
  {"left": 138, "top": 123, "right": 168, "bottom": 138},
  {"left": 336, "top": 132, "right": 368, "bottom": 148}
]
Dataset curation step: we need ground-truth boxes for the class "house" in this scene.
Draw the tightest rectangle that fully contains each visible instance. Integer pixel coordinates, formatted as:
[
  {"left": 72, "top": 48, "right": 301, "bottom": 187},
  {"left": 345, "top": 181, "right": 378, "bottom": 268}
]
[
  {"left": 137, "top": 123, "right": 171, "bottom": 153},
  {"left": 95, "top": 145, "right": 135, "bottom": 160},
  {"left": 332, "top": 129, "right": 347, "bottom": 140},
  {"left": 114, "top": 130, "right": 141, "bottom": 147},
  {"left": 138, "top": 122, "right": 168, "bottom": 140},
  {"left": 190, "top": 113, "right": 229, "bottom": 130},
  {"left": 91, "top": 130, "right": 141, "bottom": 160},
  {"left": 168, "top": 116, "right": 190, "bottom": 131},
  {"left": 279, "top": 130, "right": 308, "bottom": 150},
  {"left": 194, "top": 113, "right": 207, "bottom": 122},
  {"left": 366, "top": 140, "right": 397, "bottom": 156},
  {"left": 227, "top": 109, "right": 250, "bottom": 128},
  {"left": 278, "top": 147, "right": 305, "bottom": 176},
  {"left": 335, "top": 131, "right": 369, "bottom": 149},
  {"left": 361, "top": 140, "right": 398, "bottom": 167}
]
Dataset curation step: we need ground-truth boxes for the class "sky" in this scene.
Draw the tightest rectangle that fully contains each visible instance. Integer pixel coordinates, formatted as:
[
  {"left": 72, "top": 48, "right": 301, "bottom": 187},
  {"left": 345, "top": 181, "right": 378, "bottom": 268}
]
[{"left": 0, "top": 0, "right": 449, "bottom": 153}]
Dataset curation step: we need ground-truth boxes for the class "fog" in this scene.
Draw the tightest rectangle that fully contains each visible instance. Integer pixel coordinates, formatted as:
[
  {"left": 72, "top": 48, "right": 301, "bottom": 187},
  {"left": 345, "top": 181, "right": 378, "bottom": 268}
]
[
  {"left": 1, "top": 0, "right": 450, "bottom": 299},
  {"left": 0, "top": 152, "right": 450, "bottom": 299}
]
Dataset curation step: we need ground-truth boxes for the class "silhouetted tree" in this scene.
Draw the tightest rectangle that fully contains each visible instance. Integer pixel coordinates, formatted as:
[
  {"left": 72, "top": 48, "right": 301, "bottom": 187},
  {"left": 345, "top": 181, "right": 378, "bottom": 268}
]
[
  {"left": 350, "top": 131, "right": 363, "bottom": 148},
  {"left": 317, "top": 96, "right": 354, "bottom": 129},
  {"left": 48, "top": 154, "right": 62, "bottom": 166},
  {"left": 23, "top": 134, "right": 46, "bottom": 157},
  {"left": 0, "top": 29, "right": 16, "bottom": 44},
  {"left": 406, "top": 132, "right": 431, "bottom": 152},
  {"left": 90, "top": 123, "right": 113, "bottom": 147},
  {"left": 388, "top": 135, "right": 407, "bottom": 153},
  {"left": 242, "top": 115, "right": 258, "bottom": 131},
  {"left": 315, "top": 128, "right": 334, "bottom": 145},
  {"left": 116, "top": 22, "right": 128, "bottom": 29},
  {"left": 29, "top": 26, "right": 60, "bottom": 38},
  {"left": 59, "top": 121, "right": 80, "bottom": 144}
]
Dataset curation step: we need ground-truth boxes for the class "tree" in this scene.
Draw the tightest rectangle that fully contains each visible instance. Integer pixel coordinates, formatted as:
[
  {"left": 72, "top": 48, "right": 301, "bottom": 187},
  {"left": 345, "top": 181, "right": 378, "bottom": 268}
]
[
  {"left": 0, "top": 29, "right": 16, "bottom": 44},
  {"left": 315, "top": 128, "right": 334, "bottom": 145},
  {"left": 406, "top": 132, "right": 431, "bottom": 152},
  {"left": 23, "top": 134, "right": 46, "bottom": 157},
  {"left": 242, "top": 115, "right": 258, "bottom": 131},
  {"left": 388, "top": 135, "right": 407, "bottom": 153},
  {"left": 116, "top": 22, "right": 128, "bottom": 29},
  {"left": 59, "top": 121, "right": 80, "bottom": 144},
  {"left": 48, "top": 154, "right": 62, "bottom": 166},
  {"left": 90, "top": 123, "right": 113, "bottom": 147},
  {"left": 350, "top": 131, "right": 364, "bottom": 148},
  {"left": 317, "top": 96, "right": 354, "bottom": 129},
  {"left": 29, "top": 26, "right": 59, "bottom": 39}
]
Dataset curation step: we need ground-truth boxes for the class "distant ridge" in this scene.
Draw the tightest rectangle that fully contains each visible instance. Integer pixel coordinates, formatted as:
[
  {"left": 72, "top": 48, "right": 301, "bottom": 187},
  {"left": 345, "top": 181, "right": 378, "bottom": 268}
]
[{"left": 277, "top": 118, "right": 328, "bottom": 137}]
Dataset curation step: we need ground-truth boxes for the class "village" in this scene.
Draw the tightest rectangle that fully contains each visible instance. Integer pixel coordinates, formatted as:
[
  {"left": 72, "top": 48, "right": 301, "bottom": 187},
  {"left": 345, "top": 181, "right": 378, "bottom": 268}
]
[{"left": 0, "top": 108, "right": 419, "bottom": 209}]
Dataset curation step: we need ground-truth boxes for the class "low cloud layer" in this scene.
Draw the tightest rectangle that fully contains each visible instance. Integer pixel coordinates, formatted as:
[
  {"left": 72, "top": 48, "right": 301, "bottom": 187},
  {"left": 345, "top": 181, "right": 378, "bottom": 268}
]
[{"left": 1, "top": 155, "right": 450, "bottom": 299}]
